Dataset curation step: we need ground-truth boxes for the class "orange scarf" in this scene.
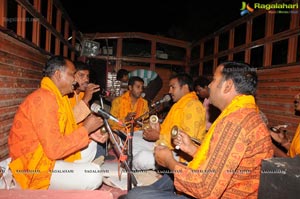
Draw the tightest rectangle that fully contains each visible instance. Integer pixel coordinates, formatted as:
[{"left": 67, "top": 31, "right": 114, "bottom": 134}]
[
  {"left": 188, "top": 95, "right": 258, "bottom": 169},
  {"left": 41, "top": 78, "right": 81, "bottom": 162}
]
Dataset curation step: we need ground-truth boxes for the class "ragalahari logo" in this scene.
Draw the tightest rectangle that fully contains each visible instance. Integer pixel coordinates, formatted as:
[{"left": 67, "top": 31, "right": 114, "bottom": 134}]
[
  {"left": 240, "top": 2, "right": 254, "bottom": 16},
  {"left": 240, "top": 2, "right": 298, "bottom": 15}
]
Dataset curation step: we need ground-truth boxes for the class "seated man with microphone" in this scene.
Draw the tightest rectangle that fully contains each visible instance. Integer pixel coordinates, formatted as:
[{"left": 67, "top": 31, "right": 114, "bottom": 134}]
[
  {"left": 8, "top": 56, "right": 104, "bottom": 190},
  {"left": 69, "top": 61, "right": 109, "bottom": 163},
  {"left": 132, "top": 73, "right": 206, "bottom": 170}
]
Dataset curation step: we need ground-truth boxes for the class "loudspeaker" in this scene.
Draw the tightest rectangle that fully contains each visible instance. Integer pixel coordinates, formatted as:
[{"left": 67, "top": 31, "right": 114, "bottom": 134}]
[{"left": 258, "top": 155, "right": 300, "bottom": 199}]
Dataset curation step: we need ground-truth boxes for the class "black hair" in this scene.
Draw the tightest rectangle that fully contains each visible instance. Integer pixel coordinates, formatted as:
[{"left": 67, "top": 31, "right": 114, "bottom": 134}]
[
  {"left": 74, "top": 61, "right": 90, "bottom": 71},
  {"left": 194, "top": 76, "right": 210, "bottom": 89},
  {"left": 128, "top": 76, "right": 144, "bottom": 86},
  {"left": 221, "top": 61, "right": 257, "bottom": 95},
  {"left": 117, "top": 69, "right": 129, "bottom": 81},
  {"left": 43, "top": 56, "right": 67, "bottom": 77},
  {"left": 170, "top": 73, "right": 193, "bottom": 92}
]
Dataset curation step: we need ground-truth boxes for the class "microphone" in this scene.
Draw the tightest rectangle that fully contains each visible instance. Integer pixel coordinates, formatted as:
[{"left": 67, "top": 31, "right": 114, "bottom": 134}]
[
  {"left": 91, "top": 103, "right": 125, "bottom": 127},
  {"left": 151, "top": 94, "right": 171, "bottom": 108}
]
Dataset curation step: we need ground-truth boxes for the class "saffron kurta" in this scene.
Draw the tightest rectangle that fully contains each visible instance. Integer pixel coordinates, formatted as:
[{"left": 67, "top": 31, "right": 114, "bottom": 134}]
[
  {"left": 174, "top": 95, "right": 274, "bottom": 198},
  {"left": 109, "top": 91, "right": 149, "bottom": 132},
  {"left": 159, "top": 92, "right": 206, "bottom": 149},
  {"left": 8, "top": 77, "right": 90, "bottom": 189}
]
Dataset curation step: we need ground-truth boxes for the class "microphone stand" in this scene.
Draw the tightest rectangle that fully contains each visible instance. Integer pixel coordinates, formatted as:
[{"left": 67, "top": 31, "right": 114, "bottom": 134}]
[
  {"left": 99, "top": 94, "right": 138, "bottom": 190},
  {"left": 125, "top": 106, "right": 159, "bottom": 190},
  {"left": 122, "top": 109, "right": 157, "bottom": 190},
  {"left": 103, "top": 119, "right": 138, "bottom": 189},
  {"left": 99, "top": 95, "right": 114, "bottom": 160},
  {"left": 127, "top": 117, "right": 134, "bottom": 191}
]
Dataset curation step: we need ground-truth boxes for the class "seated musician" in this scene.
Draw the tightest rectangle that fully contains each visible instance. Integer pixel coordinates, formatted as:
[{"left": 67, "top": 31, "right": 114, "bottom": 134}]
[
  {"left": 132, "top": 73, "right": 206, "bottom": 170},
  {"left": 116, "top": 68, "right": 163, "bottom": 104},
  {"left": 109, "top": 75, "right": 149, "bottom": 142},
  {"left": 8, "top": 56, "right": 104, "bottom": 190},
  {"left": 123, "top": 61, "right": 274, "bottom": 199}
]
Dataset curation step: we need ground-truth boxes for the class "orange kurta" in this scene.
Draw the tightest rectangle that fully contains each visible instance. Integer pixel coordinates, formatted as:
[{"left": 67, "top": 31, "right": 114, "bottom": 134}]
[
  {"left": 174, "top": 95, "right": 274, "bottom": 198},
  {"left": 8, "top": 77, "right": 90, "bottom": 189},
  {"left": 109, "top": 91, "right": 149, "bottom": 132}
]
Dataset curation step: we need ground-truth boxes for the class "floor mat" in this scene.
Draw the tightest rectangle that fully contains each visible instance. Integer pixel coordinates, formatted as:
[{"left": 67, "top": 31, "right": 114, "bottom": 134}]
[
  {"left": 101, "top": 161, "right": 160, "bottom": 190},
  {"left": 98, "top": 149, "right": 161, "bottom": 198}
]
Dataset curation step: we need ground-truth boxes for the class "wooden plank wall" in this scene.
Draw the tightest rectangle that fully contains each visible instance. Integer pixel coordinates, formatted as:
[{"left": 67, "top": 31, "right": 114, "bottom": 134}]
[
  {"left": 121, "top": 64, "right": 300, "bottom": 142},
  {"left": 256, "top": 64, "right": 300, "bottom": 141},
  {"left": 0, "top": 31, "right": 47, "bottom": 161}
]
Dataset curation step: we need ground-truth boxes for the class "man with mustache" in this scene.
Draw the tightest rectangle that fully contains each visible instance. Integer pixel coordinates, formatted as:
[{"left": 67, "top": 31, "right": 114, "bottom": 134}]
[
  {"left": 133, "top": 73, "right": 206, "bottom": 170},
  {"left": 8, "top": 56, "right": 104, "bottom": 189},
  {"left": 69, "top": 61, "right": 109, "bottom": 161},
  {"left": 123, "top": 61, "right": 273, "bottom": 198}
]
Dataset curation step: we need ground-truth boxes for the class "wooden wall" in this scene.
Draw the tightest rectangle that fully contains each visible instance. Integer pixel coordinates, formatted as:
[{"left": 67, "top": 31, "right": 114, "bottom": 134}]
[
  {"left": 256, "top": 64, "right": 300, "bottom": 141},
  {"left": 120, "top": 63, "right": 300, "bottom": 142},
  {"left": 0, "top": 31, "right": 47, "bottom": 161}
]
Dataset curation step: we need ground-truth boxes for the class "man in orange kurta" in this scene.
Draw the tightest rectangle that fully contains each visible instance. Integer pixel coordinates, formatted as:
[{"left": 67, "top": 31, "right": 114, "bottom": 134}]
[
  {"left": 132, "top": 73, "right": 206, "bottom": 170},
  {"left": 8, "top": 56, "right": 104, "bottom": 190},
  {"left": 109, "top": 76, "right": 149, "bottom": 132},
  {"left": 125, "top": 62, "right": 274, "bottom": 199}
]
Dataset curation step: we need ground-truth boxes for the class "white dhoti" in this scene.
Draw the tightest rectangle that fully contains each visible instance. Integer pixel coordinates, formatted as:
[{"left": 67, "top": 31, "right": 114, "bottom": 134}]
[
  {"left": 49, "top": 140, "right": 103, "bottom": 190},
  {"left": 131, "top": 131, "right": 156, "bottom": 170},
  {"left": 131, "top": 131, "right": 180, "bottom": 170}
]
